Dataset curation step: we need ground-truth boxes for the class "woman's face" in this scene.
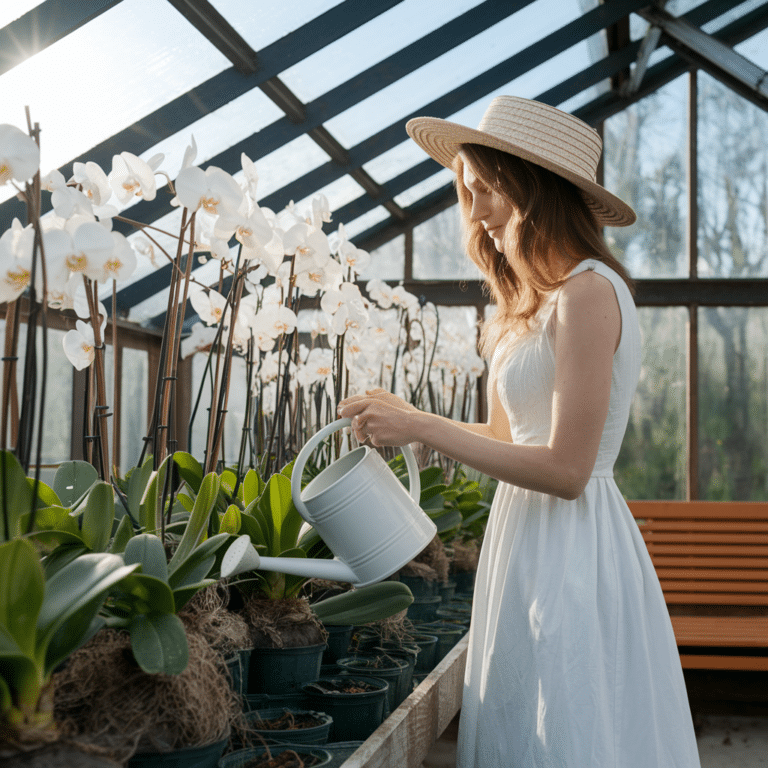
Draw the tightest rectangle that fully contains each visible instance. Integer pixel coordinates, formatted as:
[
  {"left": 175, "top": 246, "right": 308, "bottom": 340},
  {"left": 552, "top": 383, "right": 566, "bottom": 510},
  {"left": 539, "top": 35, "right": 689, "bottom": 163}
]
[{"left": 460, "top": 151, "right": 518, "bottom": 254}]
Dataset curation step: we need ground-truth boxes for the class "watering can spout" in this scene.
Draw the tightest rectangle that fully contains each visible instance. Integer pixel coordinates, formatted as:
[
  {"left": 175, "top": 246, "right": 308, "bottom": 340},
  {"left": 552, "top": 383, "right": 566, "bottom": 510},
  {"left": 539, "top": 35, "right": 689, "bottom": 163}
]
[{"left": 220, "top": 534, "right": 359, "bottom": 584}]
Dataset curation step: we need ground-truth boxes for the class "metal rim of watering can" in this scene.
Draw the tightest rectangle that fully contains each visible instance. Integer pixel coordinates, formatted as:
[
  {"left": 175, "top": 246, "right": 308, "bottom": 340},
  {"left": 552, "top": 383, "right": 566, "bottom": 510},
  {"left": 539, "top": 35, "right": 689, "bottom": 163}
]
[{"left": 291, "top": 417, "right": 421, "bottom": 525}]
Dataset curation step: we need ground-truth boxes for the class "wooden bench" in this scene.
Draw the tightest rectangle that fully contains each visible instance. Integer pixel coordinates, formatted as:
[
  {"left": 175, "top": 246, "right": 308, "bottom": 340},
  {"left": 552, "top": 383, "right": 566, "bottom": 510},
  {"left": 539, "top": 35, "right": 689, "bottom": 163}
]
[{"left": 629, "top": 501, "right": 768, "bottom": 671}]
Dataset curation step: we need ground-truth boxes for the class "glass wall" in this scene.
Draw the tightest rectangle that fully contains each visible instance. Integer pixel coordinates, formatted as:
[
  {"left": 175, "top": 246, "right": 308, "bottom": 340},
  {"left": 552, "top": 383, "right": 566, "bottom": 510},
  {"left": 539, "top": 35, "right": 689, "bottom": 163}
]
[{"left": 413, "top": 205, "right": 483, "bottom": 281}]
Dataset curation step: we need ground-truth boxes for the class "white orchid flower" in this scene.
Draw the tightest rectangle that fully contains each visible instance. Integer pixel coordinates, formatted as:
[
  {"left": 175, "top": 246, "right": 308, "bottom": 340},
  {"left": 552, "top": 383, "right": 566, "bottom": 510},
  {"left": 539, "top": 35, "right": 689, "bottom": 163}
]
[
  {"left": 241, "top": 153, "right": 260, "bottom": 202},
  {"left": 0, "top": 124, "right": 40, "bottom": 185},
  {"left": 62, "top": 320, "right": 97, "bottom": 370},
  {"left": 334, "top": 223, "right": 370, "bottom": 276},
  {"left": 66, "top": 220, "right": 115, "bottom": 282},
  {"left": 298, "top": 347, "right": 335, "bottom": 390},
  {"left": 189, "top": 287, "right": 228, "bottom": 326},
  {"left": 180, "top": 135, "right": 197, "bottom": 174},
  {"left": 71, "top": 161, "right": 112, "bottom": 206},
  {"left": 175, "top": 165, "right": 244, "bottom": 216},
  {"left": 42, "top": 169, "right": 93, "bottom": 219},
  {"left": 390, "top": 284, "right": 420, "bottom": 316},
  {"left": 249, "top": 305, "right": 297, "bottom": 351},
  {"left": 100, "top": 232, "right": 137, "bottom": 283},
  {"left": 366, "top": 278, "right": 394, "bottom": 308},
  {"left": 108, "top": 151, "right": 163, "bottom": 204},
  {"left": 181, "top": 321, "right": 217, "bottom": 358},
  {"left": 311, "top": 195, "right": 332, "bottom": 228},
  {"left": 294, "top": 249, "right": 343, "bottom": 297},
  {"left": 0, "top": 228, "right": 31, "bottom": 303}
]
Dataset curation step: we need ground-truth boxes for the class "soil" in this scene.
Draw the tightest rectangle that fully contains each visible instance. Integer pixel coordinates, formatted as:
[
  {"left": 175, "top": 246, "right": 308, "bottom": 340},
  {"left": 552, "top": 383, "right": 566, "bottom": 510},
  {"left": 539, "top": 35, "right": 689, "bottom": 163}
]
[
  {"left": 251, "top": 711, "right": 324, "bottom": 731},
  {"left": 243, "top": 749, "right": 324, "bottom": 767},
  {"left": 304, "top": 678, "right": 379, "bottom": 694},
  {"left": 1, "top": 741, "right": 121, "bottom": 767}
]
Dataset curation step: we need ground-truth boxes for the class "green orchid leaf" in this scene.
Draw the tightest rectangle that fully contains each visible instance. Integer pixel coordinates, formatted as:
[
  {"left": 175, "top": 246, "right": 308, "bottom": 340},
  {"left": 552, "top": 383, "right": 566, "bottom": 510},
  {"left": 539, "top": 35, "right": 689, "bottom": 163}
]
[
  {"left": 0, "top": 626, "right": 39, "bottom": 712},
  {"left": 173, "top": 452, "right": 203, "bottom": 495},
  {"left": 129, "top": 612, "right": 189, "bottom": 675},
  {"left": 276, "top": 547, "right": 309, "bottom": 599},
  {"left": 219, "top": 469, "right": 238, "bottom": 498},
  {"left": 36, "top": 553, "right": 139, "bottom": 663},
  {"left": 81, "top": 482, "right": 115, "bottom": 552},
  {"left": 23, "top": 505, "right": 80, "bottom": 537},
  {"left": 124, "top": 534, "right": 169, "bottom": 583},
  {"left": 44, "top": 611, "right": 105, "bottom": 677},
  {"left": 242, "top": 469, "right": 264, "bottom": 507},
  {"left": 41, "top": 543, "right": 89, "bottom": 579},
  {"left": 176, "top": 492, "right": 194, "bottom": 513},
  {"left": 298, "top": 526, "right": 332, "bottom": 560},
  {"left": 219, "top": 504, "right": 241, "bottom": 535},
  {"left": 109, "top": 514, "right": 134, "bottom": 554},
  {"left": 0, "top": 450, "right": 34, "bottom": 541},
  {"left": 241, "top": 502, "right": 269, "bottom": 549},
  {"left": 0, "top": 670, "right": 11, "bottom": 713},
  {"left": 0, "top": 539, "right": 44, "bottom": 655},
  {"left": 53, "top": 460, "right": 99, "bottom": 510},
  {"left": 432, "top": 508, "right": 463, "bottom": 534},
  {"left": 140, "top": 454, "right": 174, "bottom": 534},
  {"left": 172, "top": 579, "right": 217, "bottom": 612},
  {"left": 310, "top": 581, "right": 414, "bottom": 626},
  {"left": 127, "top": 456, "right": 154, "bottom": 525},
  {"left": 167, "top": 473, "right": 220, "bottom": 574},
  {"left": 167, "top": 532, "right": 229, "bottom": 589},
  {"left": 258, "top": 473, "right": 301, "bottom": 557},
  {"left": 28, "top": 479, "right": 60, "bottom": 508},
  {"left": 113, "top": 572, "right": 176, "bottom": 615}
]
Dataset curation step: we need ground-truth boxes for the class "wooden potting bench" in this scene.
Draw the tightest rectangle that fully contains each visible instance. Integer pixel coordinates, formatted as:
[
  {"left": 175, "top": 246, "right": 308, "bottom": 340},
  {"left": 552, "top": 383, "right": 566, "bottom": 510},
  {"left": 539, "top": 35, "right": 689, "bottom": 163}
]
[{"left": 629, "top": 500, "right": 768, "bottom": 671}]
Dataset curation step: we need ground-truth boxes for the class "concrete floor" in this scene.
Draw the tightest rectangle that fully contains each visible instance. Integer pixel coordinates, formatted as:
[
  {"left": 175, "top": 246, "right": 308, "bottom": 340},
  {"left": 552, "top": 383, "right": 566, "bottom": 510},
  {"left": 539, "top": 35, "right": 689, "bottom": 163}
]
[{"left": 422, "top": 713, "right": 768, "bottom": 767}]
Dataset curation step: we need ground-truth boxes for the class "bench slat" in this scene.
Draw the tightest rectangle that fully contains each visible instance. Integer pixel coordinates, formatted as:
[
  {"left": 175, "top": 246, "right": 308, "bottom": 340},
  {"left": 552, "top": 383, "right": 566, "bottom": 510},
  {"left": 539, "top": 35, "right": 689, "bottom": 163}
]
[
  {"left": 663, "top": 592, "right": 768, "bottom": 605},
  {"left": 658, "top": 580, "right": 768, "bottom": 593},
  {"left": 656, "top": 568, "right": 768, "bottom": 581},
  {"left": 646, "top": 544, "right": 768, "bottom": 556},
  {"left": 650, "top": 556, "right": 768, "bottom": 568},
  {"left": 671, "top": 616, "right": 768, "bottom": 646},
  {"left": 639, "top": 520, "right": 768, "bottom": 532},
  {"left": 642, "top": 532, "right": 768, "bottom": 544},
  {"left": 679, "top": 655, "right": 768, "bottom": 671},
  {"left": 630, "top": 501, "right": 768, "bottom": 519}
]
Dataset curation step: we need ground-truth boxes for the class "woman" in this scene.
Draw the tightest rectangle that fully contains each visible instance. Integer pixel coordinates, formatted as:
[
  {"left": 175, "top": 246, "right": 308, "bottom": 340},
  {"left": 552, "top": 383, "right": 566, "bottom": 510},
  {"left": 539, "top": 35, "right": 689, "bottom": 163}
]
[{"left": 338, "top": 96, "right": 700, "bottom": 767}]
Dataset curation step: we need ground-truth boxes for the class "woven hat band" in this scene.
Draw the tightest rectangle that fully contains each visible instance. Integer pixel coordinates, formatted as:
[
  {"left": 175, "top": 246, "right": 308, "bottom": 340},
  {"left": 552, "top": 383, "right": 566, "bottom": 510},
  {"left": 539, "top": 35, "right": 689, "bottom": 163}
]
[{"left": 476, "top": 97, "right": 602, "bottom": 182}]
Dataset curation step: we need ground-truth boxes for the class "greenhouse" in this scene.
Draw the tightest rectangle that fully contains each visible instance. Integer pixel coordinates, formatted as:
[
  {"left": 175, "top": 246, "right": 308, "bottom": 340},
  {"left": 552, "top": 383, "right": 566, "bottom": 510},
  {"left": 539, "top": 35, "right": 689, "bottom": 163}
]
[{"left": 1, "top": 1, "right": 767, "bottom": 767}]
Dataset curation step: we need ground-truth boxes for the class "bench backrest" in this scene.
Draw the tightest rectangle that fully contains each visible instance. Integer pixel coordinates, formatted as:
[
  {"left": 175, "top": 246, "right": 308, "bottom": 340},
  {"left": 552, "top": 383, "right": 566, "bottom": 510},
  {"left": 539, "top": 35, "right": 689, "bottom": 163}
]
[{"left": 628, "top": 501, "right": 768, "bottom": 607}]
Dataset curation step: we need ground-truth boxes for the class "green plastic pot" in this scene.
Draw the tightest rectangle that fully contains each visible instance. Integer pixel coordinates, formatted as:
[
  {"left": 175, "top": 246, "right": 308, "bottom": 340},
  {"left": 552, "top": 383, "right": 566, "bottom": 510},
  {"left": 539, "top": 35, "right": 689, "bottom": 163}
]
[
  {"left": 405, "top": 595, "right": 441, "bottom": 623},
  {"left": 218, "top": 744, "right": 331, "bottom": 767},
  {"left": 128, "top": 738, "right": 228, "bottom": 768},
  {"left": 301, "top": 676, "right": 388, "bottom": 742},
  {"left": 412, "top": 633, "right": 439, "bottom": 672},
  {"left": 248, "top": 643, "right": 325, "bottom": 695},
  {"left": 244, "top": 707, "right": 332, "bottom": 745},
  {"left": 224, "top": 648, "right": 251, "bottom": 699},
  {"left": 414, "top": 622, "right": 466, "bottom": 661}
]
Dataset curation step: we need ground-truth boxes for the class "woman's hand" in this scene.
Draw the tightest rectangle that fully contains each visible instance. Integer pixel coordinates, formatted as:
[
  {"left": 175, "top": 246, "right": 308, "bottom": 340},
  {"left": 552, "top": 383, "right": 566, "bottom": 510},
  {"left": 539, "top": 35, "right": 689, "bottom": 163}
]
[{"left": 337, "top": 388, "right": 421, "bottom": 447}]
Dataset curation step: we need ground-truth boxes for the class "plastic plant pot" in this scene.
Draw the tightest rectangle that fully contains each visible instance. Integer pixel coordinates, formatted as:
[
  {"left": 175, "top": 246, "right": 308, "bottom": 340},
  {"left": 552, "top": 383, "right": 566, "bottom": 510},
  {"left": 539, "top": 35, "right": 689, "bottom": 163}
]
[
  {"left": 437, "top": 579, "right": 457, "bottom": 603},
  {"left": 301, "top": 676, "right": 389, "bottom": 742},
  {"left": 405, "top": 595, "right": 441, "bottom": 623},
  {"left": 411, "top": 633, "right": 439, "bottom": 672},
  {"left": 397, "top": 575, "right": 438, "bottom": 598},
  {"left": 247, "top": 643, "right": 325, "bottom": 695},
  {"left": 414, "top": 622, "right": 466, "bottom": 661},
  {"left": 335, "top": 654, "right": 408, "bottom": 712},
  {"left": 323, "top": 741, "right": 365, "bottom": 768},
  {"left": 128, "top": 737, "right": 228, "bottom": 768},
  {"left": 217, "top": 744, "right": 332, "bottom": 767},
  {"left": 244, "top": 707, "right": 332, "bottom": 745},
  {"left": 453, "top": 570, "right": 476, "bottom": 594},
  {"left": 224, "top": 648, "right": 251, "bottom": 699},
  {"left": 321, "top": 625, "right": 354, "bottom": 664}
]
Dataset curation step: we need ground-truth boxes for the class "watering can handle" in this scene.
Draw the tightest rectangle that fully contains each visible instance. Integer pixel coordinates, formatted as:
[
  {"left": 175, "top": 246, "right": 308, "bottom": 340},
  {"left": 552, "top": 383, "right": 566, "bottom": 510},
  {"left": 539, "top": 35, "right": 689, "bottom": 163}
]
[{"left": 291, "top": 417, "right": 421, "bottom": 525}]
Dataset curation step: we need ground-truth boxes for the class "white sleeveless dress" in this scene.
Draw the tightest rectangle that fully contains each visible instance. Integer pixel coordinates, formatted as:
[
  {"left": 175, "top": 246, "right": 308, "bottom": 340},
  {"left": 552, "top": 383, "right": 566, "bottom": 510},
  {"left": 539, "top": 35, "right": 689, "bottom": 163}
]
[{"left": 456, "top": 259, "right": 701, "bottom": 768}]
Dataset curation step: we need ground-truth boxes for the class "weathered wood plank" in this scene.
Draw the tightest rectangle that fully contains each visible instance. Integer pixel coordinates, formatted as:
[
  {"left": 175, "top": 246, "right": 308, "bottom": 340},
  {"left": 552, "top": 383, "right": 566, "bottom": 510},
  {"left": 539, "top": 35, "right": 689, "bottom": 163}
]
[{"left": 341, "top": 633, "right": 469, "bottom": 768}]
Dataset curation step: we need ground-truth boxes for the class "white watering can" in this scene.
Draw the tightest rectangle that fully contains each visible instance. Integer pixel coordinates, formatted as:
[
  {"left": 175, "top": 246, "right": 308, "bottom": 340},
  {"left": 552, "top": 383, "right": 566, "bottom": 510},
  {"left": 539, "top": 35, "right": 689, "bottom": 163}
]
[{"left": 221, "top": 417, "right": 436, "bottom": 586}]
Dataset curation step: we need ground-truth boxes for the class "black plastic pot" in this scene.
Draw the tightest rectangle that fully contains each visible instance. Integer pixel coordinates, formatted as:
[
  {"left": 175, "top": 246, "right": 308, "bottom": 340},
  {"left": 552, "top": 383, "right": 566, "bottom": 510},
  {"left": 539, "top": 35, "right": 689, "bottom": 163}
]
[
  {"left": 244, "top": 707, "right": 333, "bottom": 745},
  {"left": 128, "top": 737, "right": 228, "bottom": 768},
  {"left": 411, "top": 633, "right": 439, "bottom": 672},
  {"left": 248, "top": 643, "right": 325, "bottom": 695},
  {"left": 414, "top": 622, "right": 466, "bottom": 661},
  {"left": 321, "top": 624, "right": 354, "bottom": 663},
  {"left": 218, "top": 744, "right": 332, "bottom": 767},
  {"left": 224, "top": 648, "right": 251, "bottom": 699},
  {"left": 405, "top": 595, "right": 441, "bottom": 623},
  {"left": 397, "top": 575, "right": 438, "bottom": 598},
  {"left": 301, "top": 676, "right": 389, "bottom": 742},
  {"left": 323, "top": 741, "right": 365, "bottom": 768},
  {"left": 437, "top": 579, "right": 456, "bottom": 603},
  {"left": 336, "top": 655, "right": 408, "bottom": 712},
  {"left": 453, "top": 570, "right": 476, "bottom": 594}
]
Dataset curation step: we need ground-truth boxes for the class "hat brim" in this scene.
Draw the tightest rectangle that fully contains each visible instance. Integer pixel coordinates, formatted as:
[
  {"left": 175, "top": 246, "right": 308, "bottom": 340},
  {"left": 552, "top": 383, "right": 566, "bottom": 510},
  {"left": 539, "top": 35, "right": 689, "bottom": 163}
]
[{"left": 406, "top": 116, "right": 636, "bottom": 228}]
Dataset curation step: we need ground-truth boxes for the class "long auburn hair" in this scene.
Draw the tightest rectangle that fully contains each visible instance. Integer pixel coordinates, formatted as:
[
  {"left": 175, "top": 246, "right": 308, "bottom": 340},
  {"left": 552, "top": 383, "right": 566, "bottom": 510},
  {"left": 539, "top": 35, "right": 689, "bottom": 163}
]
[{"left": 455, "top": 143, "right": 634, "bottom": 357}]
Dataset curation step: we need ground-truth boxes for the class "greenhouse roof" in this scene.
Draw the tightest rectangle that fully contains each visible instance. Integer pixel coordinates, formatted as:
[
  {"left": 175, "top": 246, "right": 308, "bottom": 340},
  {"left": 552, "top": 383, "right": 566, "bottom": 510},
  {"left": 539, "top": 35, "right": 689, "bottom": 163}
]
[{"left": 1, "top": 0, "right": 767, "bottom": 325}]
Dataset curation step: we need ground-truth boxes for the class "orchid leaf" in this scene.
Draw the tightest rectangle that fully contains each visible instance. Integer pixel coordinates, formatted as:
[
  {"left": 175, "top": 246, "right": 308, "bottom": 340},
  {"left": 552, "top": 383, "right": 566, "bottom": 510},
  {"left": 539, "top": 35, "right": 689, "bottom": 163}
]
[
  {"left": 167, "top": 532, "right": 229, "bottom": 589},
  {"left": 44, "top": 611, "right": 105, "bottom": 677},
  {"left": 27, "top": 478, "right": 60, "bottom": 508},
  {"left": 173, "top": 452, "right": 203, "bottom": 495},
  {"left": 41, "top": 543, "right": 89, "bottom": 579},
  {"left": 241, "top": 501, "right": 269, "bottom": 550},
  {"left": 167, "top": 472, "right": 220, "bottom": 574},
  {"left": 219, "top": 469, "right": 238, "bottom": 498},
  {"left": 81, "top": 482, "right": 115, "bottom": 552},
  {"left": 127, "top": 456, "right": 154, "bottom": 525},
  {"left": 109, "top": 514, "right": 134, "bottom": 554},
  {"left": 139, "top": 454, "right": 173, "bottom": 534},
  {"left": 0, "top": 626, "right": 39, "bottom": 712},
  {"left": 124, "top": 534, "right": 168, "bottom": 583},
  {"left": 0, "top": 539, "right": 43, "bottom": 656},
  {"left": 24, "top": 505, "right": 80, "bottom": 537},
  {"left": 219, "top": 505, "right": 241, "bottom": 535},
  {"left": 114, "top": 572, "right": 176, "bottom": 615},
  {"left": 172, "top": 579, "right": 217, "bottom": 612},
  {"left": 0, "top": 450, "right": 34, "bottom": 541},
  {"left": 53, "top": 460, "right": 98, "bottom": 510},
  {"left": 242, "top": 469, "right": 264, "bottom": 507},
  {"left": 129, "top": 612, "right": 188, "bottom": 675},
  {"left": 431, "top": 508, "right": 463, "bottom": 534}
]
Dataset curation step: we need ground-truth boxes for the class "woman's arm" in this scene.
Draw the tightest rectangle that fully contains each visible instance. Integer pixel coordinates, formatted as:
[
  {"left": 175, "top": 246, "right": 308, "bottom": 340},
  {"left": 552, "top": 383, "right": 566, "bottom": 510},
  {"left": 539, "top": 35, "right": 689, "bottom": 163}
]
[{"left": 338, "top": 271, "right": 620, "bottom": 500}]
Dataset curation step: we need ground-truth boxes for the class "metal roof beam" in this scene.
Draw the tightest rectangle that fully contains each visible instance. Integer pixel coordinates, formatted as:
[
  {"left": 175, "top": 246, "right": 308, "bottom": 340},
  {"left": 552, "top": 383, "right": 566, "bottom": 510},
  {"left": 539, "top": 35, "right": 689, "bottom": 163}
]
[
  {"left": 0, "top": 0, "right": 123, "bottom": 76},
  {"left": 637, "top": 4, "right": 768, "bottom": 108},
  {"left": 621, "top": 0, "right": 669, "bottom": 96},
  {"left": 0, "top": 0, "right": 405, "bottom": 227}
]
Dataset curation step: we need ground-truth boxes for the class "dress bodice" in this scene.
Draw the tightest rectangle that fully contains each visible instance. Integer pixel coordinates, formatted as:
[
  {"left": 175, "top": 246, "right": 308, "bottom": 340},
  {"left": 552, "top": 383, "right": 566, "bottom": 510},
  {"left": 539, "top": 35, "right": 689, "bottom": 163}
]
[{"left": 493, "top": 258, "right": 641, "bottom": 476}]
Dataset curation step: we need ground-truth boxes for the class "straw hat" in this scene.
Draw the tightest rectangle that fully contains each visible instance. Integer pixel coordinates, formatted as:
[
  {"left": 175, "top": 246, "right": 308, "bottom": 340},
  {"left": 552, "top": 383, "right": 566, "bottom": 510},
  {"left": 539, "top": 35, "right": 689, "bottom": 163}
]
[{"left": 406, "top": 95, "right": 635, "bottom": 227}]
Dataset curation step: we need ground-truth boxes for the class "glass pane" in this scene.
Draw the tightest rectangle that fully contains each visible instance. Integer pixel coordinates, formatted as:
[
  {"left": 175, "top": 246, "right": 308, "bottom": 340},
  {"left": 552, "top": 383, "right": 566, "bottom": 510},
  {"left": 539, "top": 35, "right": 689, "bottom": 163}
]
[
  {"left": 0, "top": 0, "right": 231, "bottom": 202},
  {"left": 1, "top": 321, "right": 73, "bottom": 466},
  {"left": 394, "top": 168, "right": 454, "bottom": 208},
  {"left": 604, "top": 74, "right": 688, "bottom": 278},
  {"left": 120, "top": 347, "right": 148, "bottom": 471},
  {"left": 699, "top": 307, "right": 768, "bottom": 501},
  {"left": 413, "top": 204, "right": 483, "bottom": 280},
  {"left": 736, "top": 25, "right": 768, "bottom": 68},
  {"left": 359, "top": 235, "right": 405, "bottom": 281},
  {"left": 325, "top": 7, "right": 594, "bottom": 149},
  {"left": 615, "top": 307, "right": 687, "bottom": 500},
  {"left": 189, "top": 353, "right": 249, "bottom": 466},
  {"left": 697, "top": 72, "right": 768, "bottom": 277},
  {"left": 702, "top": 0, "right": 766, "bottom": 34},
  {"left": 208, "top": 0, "right": 340, "bottom": 51},
  {"left": 343, "top": 206, "right": 389, "bottom": 239},
  {"left": 363, "top": 140, "right": 429, "bottom": 185}
]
